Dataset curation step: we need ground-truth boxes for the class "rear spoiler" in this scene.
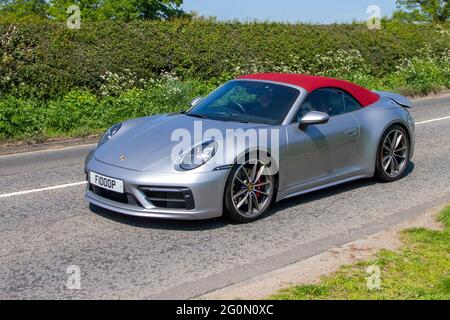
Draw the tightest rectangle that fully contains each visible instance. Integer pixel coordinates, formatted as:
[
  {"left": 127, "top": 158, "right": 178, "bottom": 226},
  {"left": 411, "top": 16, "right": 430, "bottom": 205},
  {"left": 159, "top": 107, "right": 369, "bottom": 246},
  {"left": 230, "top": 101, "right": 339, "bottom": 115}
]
[{"left": 373, "top": 91, "right": 412, "bottom": 108}]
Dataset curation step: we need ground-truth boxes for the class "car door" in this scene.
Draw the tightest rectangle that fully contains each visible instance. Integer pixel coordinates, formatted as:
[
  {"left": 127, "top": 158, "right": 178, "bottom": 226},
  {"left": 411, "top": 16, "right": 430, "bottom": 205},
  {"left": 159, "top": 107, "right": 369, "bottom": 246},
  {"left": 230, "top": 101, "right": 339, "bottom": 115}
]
[
  {"left": 285, "top": 88, "right": 360, "bottom": 189},
  {"left": 285, "top": 121, "right": 333, "bottom": 189}
]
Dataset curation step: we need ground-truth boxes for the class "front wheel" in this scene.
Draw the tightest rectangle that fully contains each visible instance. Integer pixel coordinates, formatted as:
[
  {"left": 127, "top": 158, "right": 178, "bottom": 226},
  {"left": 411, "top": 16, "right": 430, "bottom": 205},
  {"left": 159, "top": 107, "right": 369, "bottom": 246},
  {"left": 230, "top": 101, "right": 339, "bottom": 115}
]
[
  {"left": 375, "top": 125, "right": 410, "bottom": 182},
  {"left": 224, "top": 159, "right": 275, "bottom": 223}
]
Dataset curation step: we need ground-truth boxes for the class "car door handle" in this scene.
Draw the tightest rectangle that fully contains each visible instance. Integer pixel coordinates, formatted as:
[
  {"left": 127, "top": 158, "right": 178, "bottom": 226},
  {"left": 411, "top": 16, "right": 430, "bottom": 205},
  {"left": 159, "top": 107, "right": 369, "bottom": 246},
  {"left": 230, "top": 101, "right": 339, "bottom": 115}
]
[{"left": 345, "top": 129, "right": 358, "bottom": 136}]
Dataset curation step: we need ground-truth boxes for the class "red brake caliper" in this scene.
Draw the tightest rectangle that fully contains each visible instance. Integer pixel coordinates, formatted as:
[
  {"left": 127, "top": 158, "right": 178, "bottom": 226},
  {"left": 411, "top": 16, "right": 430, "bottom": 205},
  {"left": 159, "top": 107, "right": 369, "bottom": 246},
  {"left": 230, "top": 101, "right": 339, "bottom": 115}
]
[{"left": 254, "top": 176, "right": 263, "bottom": 200}]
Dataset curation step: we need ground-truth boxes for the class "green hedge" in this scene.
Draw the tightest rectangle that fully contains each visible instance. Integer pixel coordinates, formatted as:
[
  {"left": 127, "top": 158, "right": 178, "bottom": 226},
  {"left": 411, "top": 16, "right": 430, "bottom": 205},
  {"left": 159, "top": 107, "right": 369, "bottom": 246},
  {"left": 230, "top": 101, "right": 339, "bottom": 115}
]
[
  {"left": 1, "top": 19, "right": 449, "bottom": 100},
  {"left": 0, "top": 19, "right": 449, "bottom": 140},
  {"left": 0, "top": 77, "right": 214, "bottom": 140}
]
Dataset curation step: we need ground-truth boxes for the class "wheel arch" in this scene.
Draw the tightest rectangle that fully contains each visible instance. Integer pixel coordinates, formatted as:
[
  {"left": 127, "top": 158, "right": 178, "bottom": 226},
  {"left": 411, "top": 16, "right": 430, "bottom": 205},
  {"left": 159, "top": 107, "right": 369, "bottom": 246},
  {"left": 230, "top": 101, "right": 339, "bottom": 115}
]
[
  {"left": 223, "top": 148, "right": 281, "bottom": 211},
  {"left": 376, "top": 120, "right": 412, "bottom": 160},
  {"left": 374, "top": 121, "right": 412, "bottom": 181}
]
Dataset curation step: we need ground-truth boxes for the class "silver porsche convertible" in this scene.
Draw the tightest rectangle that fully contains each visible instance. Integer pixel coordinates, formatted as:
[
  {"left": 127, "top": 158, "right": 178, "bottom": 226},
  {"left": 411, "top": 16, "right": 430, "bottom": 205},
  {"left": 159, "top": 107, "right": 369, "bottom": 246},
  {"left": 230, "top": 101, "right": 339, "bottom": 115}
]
[{"left": 85, "top": 73, "right": 415, "bottom": 223}]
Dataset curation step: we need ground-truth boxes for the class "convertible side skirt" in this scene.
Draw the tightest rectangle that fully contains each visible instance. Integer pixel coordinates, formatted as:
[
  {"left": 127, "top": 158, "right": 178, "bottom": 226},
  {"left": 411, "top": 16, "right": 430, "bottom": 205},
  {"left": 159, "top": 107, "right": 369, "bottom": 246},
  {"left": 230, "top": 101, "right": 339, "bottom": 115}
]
[{"left": 277, "top": 174, "right": 369, "bottom": 202}]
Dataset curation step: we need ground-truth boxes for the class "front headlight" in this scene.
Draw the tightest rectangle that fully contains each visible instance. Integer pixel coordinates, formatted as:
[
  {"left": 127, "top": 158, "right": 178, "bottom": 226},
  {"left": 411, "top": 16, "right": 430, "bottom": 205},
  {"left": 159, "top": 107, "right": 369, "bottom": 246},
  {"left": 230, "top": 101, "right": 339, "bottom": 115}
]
[
  {"left": 180, "top": 140, "right": 218, "bottom": 170},
  {"left": 98, "top": 123, "right": 122, "bottom": 148}
]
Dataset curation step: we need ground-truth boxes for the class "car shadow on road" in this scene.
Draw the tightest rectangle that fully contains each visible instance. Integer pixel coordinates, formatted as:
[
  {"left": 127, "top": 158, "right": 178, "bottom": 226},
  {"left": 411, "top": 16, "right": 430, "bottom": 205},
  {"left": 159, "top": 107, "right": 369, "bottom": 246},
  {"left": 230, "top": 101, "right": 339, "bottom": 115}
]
[
  {"left": 89, "top": 204, "right": 229, "bottom": 231},
  {"left": 90, "top": 162, "right": 415, "bottom": 230},
  {"left": 268, "top": 178, "right": 376, "bottom": 217},
  {"left": 266, "top": 161, "right": 415, "bottom": 218}
]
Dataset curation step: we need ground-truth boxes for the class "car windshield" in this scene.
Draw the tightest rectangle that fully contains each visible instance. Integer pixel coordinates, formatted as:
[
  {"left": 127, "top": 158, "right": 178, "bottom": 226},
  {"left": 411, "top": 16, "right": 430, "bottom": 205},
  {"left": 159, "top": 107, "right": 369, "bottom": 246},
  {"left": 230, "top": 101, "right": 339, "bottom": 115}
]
[{"left": 187, "top": 81, "right": 300, "bottom": 125}]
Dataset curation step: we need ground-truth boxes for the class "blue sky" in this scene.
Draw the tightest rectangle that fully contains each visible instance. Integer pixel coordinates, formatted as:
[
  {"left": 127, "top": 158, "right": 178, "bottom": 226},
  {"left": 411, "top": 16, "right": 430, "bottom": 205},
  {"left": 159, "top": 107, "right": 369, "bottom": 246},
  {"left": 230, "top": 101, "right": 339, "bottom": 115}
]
[{"left": 182, "top": 0, "right": 398, "bottom": 24}]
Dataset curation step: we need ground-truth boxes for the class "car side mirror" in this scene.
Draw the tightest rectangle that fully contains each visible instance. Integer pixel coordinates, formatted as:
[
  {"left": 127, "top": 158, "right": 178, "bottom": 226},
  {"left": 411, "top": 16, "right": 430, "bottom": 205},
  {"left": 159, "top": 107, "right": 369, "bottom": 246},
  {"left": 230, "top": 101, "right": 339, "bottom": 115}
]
[
  {"left": 190, "top": 97, "right": 203, "bottom": 107},
  {"left": 298, "top": 111, "right": 330, "bottom": 130}
]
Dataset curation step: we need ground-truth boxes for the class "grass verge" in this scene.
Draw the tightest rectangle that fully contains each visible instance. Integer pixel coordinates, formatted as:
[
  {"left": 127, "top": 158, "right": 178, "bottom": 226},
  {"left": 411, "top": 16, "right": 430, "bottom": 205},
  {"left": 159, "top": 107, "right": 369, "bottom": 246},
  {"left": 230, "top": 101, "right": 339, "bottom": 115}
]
[{"left": 272, "top": 206, "right": 450, "bottom": 300}]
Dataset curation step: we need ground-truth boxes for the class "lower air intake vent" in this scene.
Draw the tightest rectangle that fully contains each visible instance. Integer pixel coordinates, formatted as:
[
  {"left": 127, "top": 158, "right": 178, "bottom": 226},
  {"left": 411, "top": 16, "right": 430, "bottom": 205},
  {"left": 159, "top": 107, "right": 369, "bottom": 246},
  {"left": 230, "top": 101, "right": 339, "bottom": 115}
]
[
  {"left": 90, "top": 185, "right": 141, "bottom": 207},
  {"left": 139, "top": 187, "right": 195, "bottom": 210}
]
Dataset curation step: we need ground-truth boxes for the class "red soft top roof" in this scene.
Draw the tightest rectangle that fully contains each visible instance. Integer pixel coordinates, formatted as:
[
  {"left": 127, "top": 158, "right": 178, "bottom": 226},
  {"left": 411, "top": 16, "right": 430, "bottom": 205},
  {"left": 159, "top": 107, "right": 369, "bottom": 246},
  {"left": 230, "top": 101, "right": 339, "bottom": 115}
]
[{"left": 238, "top": 73, "right": 380, "bottom": 107}]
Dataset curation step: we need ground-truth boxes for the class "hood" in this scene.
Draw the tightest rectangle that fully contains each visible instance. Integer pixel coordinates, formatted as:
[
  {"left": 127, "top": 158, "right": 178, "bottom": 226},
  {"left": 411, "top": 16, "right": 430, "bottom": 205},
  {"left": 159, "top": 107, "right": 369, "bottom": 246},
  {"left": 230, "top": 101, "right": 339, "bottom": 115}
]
[{"left": 94, "top": 114, "right": 267, "bottom": 172}]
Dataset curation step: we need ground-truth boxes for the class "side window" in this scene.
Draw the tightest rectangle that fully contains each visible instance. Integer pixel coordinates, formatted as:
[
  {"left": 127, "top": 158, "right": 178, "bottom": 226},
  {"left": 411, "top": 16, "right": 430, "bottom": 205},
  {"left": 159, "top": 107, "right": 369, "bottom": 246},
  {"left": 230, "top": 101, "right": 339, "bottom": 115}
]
[
  {"left": 343, "top": 92, "right": 363, "bottom": 112},
  {"left": 295, "top": 88, "right": 363, "bottom": 122},
  {"left": 322, "top": 89, "right": 345, "bottom": 116},
  {"left": 295, "top": 88, "right": 345, "bottom": 121}
]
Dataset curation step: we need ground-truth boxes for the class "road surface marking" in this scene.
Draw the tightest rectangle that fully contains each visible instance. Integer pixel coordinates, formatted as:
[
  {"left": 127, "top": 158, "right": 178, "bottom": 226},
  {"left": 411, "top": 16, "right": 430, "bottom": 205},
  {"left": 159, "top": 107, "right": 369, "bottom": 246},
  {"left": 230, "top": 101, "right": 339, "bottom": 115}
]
[
  {"left": 0, "top": 181, "right": 87, "bottom": 199},
  {"left": 0, "top": 143, "right": 96, "bottom": 159},
  {"left": 416, "top": 116, "right": 450, "bottom": 125}
]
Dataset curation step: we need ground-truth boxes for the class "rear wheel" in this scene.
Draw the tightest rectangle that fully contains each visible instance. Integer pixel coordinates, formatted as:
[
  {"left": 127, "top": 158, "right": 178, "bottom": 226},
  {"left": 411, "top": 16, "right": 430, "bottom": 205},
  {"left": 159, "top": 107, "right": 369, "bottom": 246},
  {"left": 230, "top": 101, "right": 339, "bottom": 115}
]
[
  {"left": 224, "top": 159, "right": 275, "bottom": 223},
  {"left": 375, "top": 125, "right": 410, "bottom": 182}
]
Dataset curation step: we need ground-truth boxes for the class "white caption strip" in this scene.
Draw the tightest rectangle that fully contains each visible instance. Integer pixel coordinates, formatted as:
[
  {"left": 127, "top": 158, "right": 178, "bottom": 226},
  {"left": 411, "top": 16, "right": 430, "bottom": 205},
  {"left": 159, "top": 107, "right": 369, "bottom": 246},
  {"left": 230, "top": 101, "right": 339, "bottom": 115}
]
[{"left": 0, "top": 115, "right": 449, "bottom": 199}]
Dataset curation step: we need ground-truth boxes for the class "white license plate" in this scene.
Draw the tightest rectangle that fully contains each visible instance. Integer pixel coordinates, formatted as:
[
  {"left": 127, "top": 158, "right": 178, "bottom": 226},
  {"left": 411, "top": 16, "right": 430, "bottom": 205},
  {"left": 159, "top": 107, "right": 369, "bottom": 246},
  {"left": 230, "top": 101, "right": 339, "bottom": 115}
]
[{"left": 90, "top": 172, "right": 124, "bottom": 194}]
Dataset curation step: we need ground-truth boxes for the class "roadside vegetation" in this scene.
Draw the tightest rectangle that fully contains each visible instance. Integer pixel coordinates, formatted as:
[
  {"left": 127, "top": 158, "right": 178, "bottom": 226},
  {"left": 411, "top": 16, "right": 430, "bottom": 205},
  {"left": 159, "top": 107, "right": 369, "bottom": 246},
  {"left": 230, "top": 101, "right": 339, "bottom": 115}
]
[
  {"left": 0, "top": 1, "right": 449, "bottom": 142},
  {"left": 272, "top": 206, "right": 450, "bottom": 300}
]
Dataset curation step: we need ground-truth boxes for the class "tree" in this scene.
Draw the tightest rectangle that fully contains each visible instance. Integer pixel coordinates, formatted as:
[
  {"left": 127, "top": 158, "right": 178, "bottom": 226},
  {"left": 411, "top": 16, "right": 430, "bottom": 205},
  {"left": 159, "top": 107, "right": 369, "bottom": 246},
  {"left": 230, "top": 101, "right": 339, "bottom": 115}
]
[
  {"left": 48, "top": 0, "right": 112, "bottom": 21},
  {"left": 0, "top": 0, "right": 49, "bottom": 19},
  {"left": 1, "top": 0, "right": 186, "bottom": 21},
  {"left": 131, "top": 0, "right": 185, "bottom": 20},
  {"left": 394, "top": 0, "right": 449, "bottom": 23}
]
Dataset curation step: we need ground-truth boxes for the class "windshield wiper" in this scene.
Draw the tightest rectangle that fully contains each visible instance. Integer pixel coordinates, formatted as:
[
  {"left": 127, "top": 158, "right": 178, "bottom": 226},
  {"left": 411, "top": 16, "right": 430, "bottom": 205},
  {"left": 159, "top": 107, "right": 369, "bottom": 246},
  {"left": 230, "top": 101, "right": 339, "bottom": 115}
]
[
  {"left": 228, "top": 112, "right": 250, "bottom": 123},
  {"left": 185, "top": 113, "right": 208, "bottom": 119}
]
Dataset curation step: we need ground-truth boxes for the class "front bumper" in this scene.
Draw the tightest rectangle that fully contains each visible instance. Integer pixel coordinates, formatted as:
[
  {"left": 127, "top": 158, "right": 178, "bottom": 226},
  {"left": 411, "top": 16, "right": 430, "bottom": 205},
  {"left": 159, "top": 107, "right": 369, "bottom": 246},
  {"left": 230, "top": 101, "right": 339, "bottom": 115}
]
[{"left": 85, "top": 157, "right": 230, "bottom": 220}]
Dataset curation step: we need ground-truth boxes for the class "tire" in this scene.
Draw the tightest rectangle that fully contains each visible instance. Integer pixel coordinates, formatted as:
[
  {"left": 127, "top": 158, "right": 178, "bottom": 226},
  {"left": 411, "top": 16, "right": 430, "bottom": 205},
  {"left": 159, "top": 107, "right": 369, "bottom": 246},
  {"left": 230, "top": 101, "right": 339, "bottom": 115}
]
[
  {"left": 375, "top": 124, "right": 410, "bottom": 182},
  {"left": 224, "top": 157, "right": 276, "bottom": 223}
]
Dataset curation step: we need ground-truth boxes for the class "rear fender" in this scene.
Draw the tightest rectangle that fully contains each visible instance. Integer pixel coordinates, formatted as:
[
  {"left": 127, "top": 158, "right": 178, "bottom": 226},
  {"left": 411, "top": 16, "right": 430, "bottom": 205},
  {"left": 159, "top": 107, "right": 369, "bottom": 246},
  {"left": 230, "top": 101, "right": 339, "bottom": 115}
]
[{"left": 373, "top": 91, "right": 412, "bottom": 108}]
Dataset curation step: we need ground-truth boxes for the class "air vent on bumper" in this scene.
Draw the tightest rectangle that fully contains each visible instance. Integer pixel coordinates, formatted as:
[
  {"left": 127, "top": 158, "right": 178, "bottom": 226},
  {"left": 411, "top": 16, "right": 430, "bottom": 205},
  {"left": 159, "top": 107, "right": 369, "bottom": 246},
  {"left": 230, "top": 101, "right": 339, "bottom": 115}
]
[
  {"left": 139, "top": 187, "right": 195, "bottom": 210},
  {"left": 90, "top": 185, "right": 141, "bottom": 207}
]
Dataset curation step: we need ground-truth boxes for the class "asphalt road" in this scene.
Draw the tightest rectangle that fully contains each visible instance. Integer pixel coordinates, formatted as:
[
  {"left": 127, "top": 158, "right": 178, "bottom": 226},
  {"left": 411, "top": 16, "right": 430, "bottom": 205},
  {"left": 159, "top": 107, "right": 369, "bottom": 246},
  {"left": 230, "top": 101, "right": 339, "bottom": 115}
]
[{"left": 1, "top": 95, "right": 450, "bottom": 299}]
